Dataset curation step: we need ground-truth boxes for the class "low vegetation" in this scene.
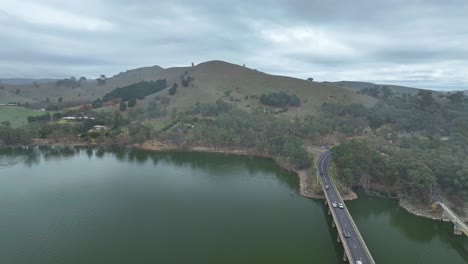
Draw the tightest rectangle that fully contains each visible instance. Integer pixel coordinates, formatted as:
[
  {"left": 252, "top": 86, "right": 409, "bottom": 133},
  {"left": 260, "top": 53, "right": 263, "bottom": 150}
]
[{"left": 260, "top": 91, "right": 300, "bottom": 107}]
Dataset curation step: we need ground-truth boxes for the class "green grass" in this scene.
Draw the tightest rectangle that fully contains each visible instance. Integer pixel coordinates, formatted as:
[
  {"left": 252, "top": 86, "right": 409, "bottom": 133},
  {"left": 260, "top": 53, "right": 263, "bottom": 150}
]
[
  {"left": 144, "top": 118, "right": 178, "bottom": 132},
  {"left": 141, "top": 61, "right": 377, "bottom": 116},
  {"left": 0, "top": 106, "right": 45, "bottom": 127},
  {"left": 1, "top": 60, "right": 378, "bottom": 117}
]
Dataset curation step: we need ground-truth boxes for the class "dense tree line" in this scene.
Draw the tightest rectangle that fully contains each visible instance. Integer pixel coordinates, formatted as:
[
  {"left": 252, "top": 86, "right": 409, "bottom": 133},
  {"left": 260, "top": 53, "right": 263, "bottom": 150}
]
[
  {"left": 164, "top": 109, "right": 311, "bottom": 169},
  {"left": 260, "top": 92, "right": 300, "bottom": 107},
  {"left": 330, "top": 90, "right": 468, "bottom": 205},
  {"left": 27, "top": 113, "right": 51, "bottom": 123},
  {"left": 186, "top": 99, "right": 233, "bottom": 116},
  {"left": 55, "top": 77, "right": 86, "bottom": 88},
  {"left": 102, "top": 80, "right": 167, "bottom": 103},
  {"left": 0, "top": 122, "right": 34, "bottom": 145}
]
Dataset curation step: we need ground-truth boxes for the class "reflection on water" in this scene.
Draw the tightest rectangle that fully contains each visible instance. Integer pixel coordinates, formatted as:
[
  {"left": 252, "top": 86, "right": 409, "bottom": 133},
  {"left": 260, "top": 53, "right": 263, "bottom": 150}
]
[
  {"left": 348, "top": 194, "right": 468, "bottom": 264},
  {"left": 1, "top": 146, "right": 467, "bottom": 264},
  {"left": 0, "top": 146, "right": 325, "bottom": 264},
  {"left": 0, "top": 146, "right": 299, "bottom": 190}
]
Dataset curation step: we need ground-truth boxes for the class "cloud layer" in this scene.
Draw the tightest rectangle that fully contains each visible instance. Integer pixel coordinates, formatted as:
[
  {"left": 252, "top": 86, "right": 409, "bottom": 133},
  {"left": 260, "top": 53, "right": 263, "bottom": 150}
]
[{"left": 1, "top": 0, "right": 467, "bottom": 90}]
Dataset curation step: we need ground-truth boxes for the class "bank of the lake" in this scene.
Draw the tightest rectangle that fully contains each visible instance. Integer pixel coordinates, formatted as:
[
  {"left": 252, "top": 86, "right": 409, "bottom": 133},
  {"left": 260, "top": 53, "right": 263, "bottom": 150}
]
[{"left": 3, "top": 140, "right": 467, "bottom": 223}]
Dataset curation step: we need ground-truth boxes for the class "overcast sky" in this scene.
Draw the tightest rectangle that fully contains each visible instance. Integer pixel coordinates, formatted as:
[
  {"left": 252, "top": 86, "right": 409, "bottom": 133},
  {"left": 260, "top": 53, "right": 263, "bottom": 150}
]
[{"left": 1, "top": 0, "right": 467, "bottom": 90}]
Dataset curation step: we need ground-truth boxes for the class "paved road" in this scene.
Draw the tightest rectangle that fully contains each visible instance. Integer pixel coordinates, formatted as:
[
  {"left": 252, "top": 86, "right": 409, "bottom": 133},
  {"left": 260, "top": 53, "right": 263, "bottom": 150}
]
[{"left": 318, "top": 151, "right": 374, "bottom": 264}]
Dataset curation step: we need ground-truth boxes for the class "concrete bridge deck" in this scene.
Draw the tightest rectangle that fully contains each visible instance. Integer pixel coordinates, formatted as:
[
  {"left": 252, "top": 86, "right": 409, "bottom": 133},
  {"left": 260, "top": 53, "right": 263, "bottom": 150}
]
[
  {"left": 318, "top": 151, "right": 375, "bottom": 264},
  {"left": 437, "top": 202, "right": 468, "bottom": 236}
]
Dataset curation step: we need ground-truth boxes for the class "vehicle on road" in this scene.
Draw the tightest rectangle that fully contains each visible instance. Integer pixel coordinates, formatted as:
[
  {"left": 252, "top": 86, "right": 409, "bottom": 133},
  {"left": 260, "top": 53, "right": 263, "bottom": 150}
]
[
  {"left": 332, "top": 202, "right": 337, "bottom": 208},
  {"left": 325, "top": 185, "right": 329, "bottom": 190},
  {"left": 356, "top": 261, "right": 362, "bottom": 264},
  {"left": 338, "top": 202, "right": 344, "bottom": 209},
  {"left": 343, "top": 230, "right": 351, "bottom": 238}
]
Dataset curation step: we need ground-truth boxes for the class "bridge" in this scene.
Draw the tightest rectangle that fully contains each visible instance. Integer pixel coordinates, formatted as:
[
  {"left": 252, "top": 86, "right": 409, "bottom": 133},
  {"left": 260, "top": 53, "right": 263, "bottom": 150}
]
[
  {"left": 437, "top": 201, "right": 468, "bottom": 236},
  {"left": 318, "top": 151, "right": 375, "bottom": 264}
]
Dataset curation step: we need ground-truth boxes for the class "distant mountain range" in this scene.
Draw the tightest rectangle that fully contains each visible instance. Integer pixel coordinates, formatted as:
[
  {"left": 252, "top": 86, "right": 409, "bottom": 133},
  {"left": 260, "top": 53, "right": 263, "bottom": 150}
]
[{"left": 0, "top": 78, "right": 58, "bottom": 85}]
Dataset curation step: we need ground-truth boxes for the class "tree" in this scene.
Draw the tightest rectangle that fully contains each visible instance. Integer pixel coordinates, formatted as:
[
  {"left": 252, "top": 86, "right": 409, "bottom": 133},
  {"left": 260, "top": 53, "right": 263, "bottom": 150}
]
[
  {"left": 119, "top": 102, "right": 127, "bottom": 111},
  {"left": 92, "top": 98, "right": 103, "bottom": 109},
  {"left": 96, "top": 75, "right": 106, "bottom": 86},
  {"left": 367, "top": 113, "right": 384, "bottom": 134},
  {"left": 1, "top": 121, "right": 11, "bottom": 128},
  {"left": 112, "top": 112, "right": 126, "bottom": 129},
  {"left": 307, "top": 77, "right": 314, "bottom": 82},
  {"left": 447, "top": 91, "right": 465, "bottom": 104},
  {"left": 417, "top": 89, "right": 438, "bottom": 110},
  {"left": 342, "top": 168, "right": 354, "bottom": 194},
  {"left": 102, "top": 80, "right": 167, "bottom": 102},
  {"left": 128, "top": 98, "right": 137, "bottom": 108},
  {"left": 259, "top": 92, "right": 300, "bottom": 107},
  {"left": 381, "top": 86, "right": 393, "bottom": 100},
  {"left": 169, "top": 83, "right": 177, "bottom": 95}
]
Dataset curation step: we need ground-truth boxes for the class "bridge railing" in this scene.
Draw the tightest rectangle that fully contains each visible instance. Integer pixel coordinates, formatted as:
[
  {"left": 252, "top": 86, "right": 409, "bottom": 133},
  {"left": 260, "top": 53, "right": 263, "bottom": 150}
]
[
  {"left": 318, "top": 164, "right": 354, "bottom": 263},
  {"left": 320, "top": 152, "right": 376, "bottom": 264},
  {"left": 437, "top": 202, "right": 468, "bottom": 236}
]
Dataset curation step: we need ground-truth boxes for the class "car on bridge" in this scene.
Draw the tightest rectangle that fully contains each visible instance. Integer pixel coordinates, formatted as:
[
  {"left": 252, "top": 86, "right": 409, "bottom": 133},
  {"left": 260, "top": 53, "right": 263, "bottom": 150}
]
[
  {"left": 356, "top": 261, "right": 362, "bottom": 264},
  {"left": 343, "top": 230, "right": 351, "bottom": 238},
  {"left": 332, "top": 202, "right": 337, "bottom": 208},
  {"left": 338, "top": 202, "right": 344, "bottom": 209},
  {"left": 325, "top": 185, "right": 329, "bottom": 190}
]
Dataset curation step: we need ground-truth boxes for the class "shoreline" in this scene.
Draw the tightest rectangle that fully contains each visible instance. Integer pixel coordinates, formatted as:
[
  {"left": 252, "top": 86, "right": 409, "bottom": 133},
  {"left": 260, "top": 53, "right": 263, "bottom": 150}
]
[
  {"left": 2, "top": 139, "right": 466, "bottom": 223},
  {"left": 137, "top": 141, "right": 326, "bottom": 200}
]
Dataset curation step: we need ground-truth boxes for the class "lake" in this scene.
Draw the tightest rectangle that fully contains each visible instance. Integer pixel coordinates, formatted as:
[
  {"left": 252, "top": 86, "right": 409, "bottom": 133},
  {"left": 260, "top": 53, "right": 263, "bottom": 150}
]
[{"left": 0, "top": 146, "right": 466, "bottom": 264}]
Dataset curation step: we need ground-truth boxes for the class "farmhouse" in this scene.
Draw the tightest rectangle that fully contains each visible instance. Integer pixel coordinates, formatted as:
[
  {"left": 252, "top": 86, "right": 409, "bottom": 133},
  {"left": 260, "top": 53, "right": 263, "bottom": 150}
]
[{"left": 61, "top": 116, "right": 95, "bottom": 121}]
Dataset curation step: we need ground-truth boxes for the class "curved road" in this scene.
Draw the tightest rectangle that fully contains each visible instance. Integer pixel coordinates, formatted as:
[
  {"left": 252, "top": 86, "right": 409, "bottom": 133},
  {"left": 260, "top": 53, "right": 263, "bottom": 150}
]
[{"left": 318, "top": 151, "right": 374, "bottom": 264}]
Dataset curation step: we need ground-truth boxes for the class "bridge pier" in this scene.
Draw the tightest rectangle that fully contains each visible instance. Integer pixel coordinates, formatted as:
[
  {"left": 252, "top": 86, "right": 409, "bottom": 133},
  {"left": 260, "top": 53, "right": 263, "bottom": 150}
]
[
  {"left": 343, "top": 251, "right": 348, "bottom": 262},
  {"left": 328, "top": 208, "right": 331, "bottom": 215},
  {"left": 332, "top": 221, "right": 335, "bottom": 228},
  {"left": 337, "top": 233, "right": 341, "bottom": 243},
  {"left": 454, "top": 224, "right": 463, "bottom": 235}
]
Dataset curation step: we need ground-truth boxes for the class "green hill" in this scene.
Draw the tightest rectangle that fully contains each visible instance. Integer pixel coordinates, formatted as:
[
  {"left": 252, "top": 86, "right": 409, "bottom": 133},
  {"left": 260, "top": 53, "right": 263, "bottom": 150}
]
[
  {"left": 0, "top": 60, "right": 377, "bottom": 116},
  {"left": 329, "top": 81, "right": 440, "bottom": 96}
]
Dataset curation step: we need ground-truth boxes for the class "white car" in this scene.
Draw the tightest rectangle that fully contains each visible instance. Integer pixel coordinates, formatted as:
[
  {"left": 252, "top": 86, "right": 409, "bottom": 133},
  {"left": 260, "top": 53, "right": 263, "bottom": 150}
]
[
  {"left": 343, "top": 230, "right": 351, "bottom": 238},
  {"left": 338, "top": 202, "right": 344, "bottom": 209},
  {"left": 356, "top": 261, "right": 362, "bottom": 264},
  {"left": 325, "top": 185, "right": 329, "bottom": 190},
  {"left": 332, "top": 202, "right": 337, "bottom": 208}
]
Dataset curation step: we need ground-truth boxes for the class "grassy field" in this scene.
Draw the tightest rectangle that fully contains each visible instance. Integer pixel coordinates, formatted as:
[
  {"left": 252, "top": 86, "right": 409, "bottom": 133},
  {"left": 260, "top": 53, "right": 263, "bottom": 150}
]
[
  {"left": 331, "top": 81, "right": 444, "bottom": 96},
  {"left": 1, "top": 60, "right": 378, "bottom": 117},
  {"left": 0, "top": 106, "right": 45, "bottom": 127},
  {"left": 138, "top": 61, "right": 377, "bottom": 116}
]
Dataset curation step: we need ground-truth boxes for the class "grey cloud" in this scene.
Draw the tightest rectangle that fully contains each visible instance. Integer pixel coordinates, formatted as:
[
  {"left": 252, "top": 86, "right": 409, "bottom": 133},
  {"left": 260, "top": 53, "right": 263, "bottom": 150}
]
[{"left": 0, "top": 0, "right": 467, "bottom": 90}]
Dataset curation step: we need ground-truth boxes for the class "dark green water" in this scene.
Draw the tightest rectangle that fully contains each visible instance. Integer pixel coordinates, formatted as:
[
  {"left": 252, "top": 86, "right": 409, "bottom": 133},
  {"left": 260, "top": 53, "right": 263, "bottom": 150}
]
[{"left": 0, "top": 147, "right": 466, "bottom": 264}]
